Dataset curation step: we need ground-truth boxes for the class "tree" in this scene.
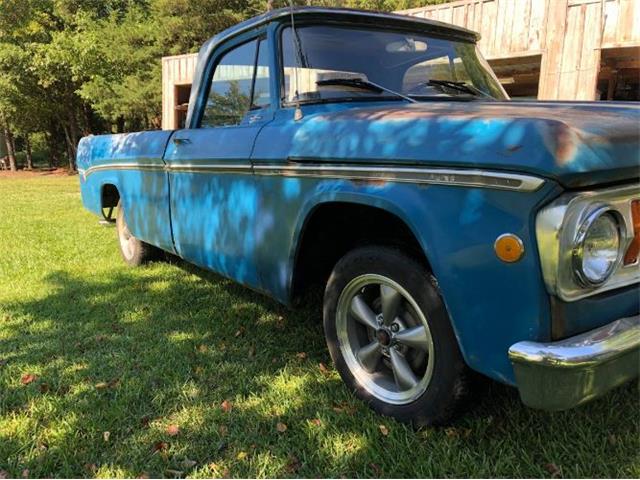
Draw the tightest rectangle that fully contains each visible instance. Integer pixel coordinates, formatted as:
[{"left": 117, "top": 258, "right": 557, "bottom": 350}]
[{"left": 0, "top": 0, "right": 453, "bottom": 172}]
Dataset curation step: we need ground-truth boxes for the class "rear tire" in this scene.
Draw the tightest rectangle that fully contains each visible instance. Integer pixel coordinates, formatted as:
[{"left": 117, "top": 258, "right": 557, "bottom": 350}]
[
  {"left": 115, "top": 201, "right": 161, "bottom": 266},
  {"left": 323, "top": 246, "right": 469, "bottom": 426}
]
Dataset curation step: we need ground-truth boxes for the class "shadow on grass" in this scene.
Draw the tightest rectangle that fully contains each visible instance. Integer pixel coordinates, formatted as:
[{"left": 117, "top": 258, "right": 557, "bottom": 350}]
[{"left": 1, "top": 262, "right": 638, "bottom": 478}]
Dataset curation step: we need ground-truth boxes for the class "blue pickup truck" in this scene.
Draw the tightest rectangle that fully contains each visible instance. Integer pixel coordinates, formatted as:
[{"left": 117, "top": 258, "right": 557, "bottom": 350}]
[{"left": 77, "top": 7, "right": 639, "bottom": 425}]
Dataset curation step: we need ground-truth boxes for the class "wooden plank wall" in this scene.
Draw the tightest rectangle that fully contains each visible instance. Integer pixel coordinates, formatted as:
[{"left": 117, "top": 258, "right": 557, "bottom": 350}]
[
  {"left": 162, "top": 53, "right": 198, "bottom": 130},
  {"left": 400, "top": 0, "right": 640, "bottom": 100},
  {"left": 400, "top": 0, "right": 549, "bottom": 59}
]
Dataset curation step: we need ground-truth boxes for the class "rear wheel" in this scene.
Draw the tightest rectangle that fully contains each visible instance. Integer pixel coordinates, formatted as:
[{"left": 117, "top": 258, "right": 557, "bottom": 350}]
[
  {"left": 323, "top": 246, "right": 469, "bottom": 426},
  {"left": 115, "top": 201, "right": 161, "bottom": 266}
]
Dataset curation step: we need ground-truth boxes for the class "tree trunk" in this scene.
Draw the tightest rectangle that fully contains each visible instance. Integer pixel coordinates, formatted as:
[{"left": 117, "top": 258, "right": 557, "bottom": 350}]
[
  {"left": 62, "top": 124, "right": 76, "bottom": 172},
  {"left": 25, "top": 134, "right": 33, "bottom": 170},
  {"left": 2, "top": 123, "right": 17, "bottom": 172}
]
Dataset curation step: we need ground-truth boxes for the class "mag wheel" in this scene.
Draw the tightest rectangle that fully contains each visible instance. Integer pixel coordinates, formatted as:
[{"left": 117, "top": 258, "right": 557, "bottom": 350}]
[
  {"left": 336, "top": 273, "right": 435, "bottom": 404},
  {"left": 324, "top": 246, "right": 469, "bottom": 426}
]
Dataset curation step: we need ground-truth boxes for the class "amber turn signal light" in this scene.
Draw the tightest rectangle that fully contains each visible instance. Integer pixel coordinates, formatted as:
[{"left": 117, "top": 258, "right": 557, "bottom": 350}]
[{"left": 495, "top": 233, "right": 525, "bottom": 263}]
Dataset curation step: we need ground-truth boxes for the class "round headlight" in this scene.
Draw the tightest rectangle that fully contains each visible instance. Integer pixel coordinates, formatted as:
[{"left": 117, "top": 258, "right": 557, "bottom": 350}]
[{"left": 572, "top": 208, "right": 622, "bottom": 286}]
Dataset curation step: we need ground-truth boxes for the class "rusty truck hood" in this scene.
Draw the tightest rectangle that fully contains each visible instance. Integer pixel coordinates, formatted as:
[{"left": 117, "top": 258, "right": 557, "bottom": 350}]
[{"left": 288, "top": 100, "right": 640, "bottom": 188}]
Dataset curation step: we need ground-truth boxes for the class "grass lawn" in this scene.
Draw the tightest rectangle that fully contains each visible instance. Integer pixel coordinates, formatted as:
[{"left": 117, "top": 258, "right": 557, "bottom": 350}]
[{"left": 0, "top": 174, "right": 638, "bottom": 478}]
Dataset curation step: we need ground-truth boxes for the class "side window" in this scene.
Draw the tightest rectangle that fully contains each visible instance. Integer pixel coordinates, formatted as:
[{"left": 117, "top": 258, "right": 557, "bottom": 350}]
[
  {"left": 201, "top": 41, "right": 257, "bottom": 128},
  {"left": 251, "top": 39, "right": 271, "bottom": 109}
]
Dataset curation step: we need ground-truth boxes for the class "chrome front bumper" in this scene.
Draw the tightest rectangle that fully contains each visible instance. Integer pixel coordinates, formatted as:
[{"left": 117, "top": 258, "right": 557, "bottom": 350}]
[{"left": 509, "top": 315, "right": 640, "bottom": 411}]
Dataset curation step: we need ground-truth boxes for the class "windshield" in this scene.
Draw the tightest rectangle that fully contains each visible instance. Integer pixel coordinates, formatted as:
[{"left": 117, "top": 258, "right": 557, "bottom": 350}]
[{"left": 281, "top": 25, "right": 508, "bottom": 103}]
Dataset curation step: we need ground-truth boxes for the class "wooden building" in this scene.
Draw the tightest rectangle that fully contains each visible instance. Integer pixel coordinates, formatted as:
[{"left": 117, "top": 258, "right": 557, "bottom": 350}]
[{"left": 162, "top": 0, "right": 640, "bottom": 130}]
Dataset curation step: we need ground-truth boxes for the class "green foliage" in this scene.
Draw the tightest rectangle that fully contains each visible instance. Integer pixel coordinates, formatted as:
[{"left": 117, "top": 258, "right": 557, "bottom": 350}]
[{"left": 0, "top": 0, "right": 460, "bottom": 168}]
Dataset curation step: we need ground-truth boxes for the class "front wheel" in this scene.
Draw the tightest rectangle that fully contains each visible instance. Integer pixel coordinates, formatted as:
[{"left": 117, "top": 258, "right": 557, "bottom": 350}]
[
  {"left": 323, "top": 246, "right": 469, "bottom": 426},
  {"left": 115, "top": 201, "right": 161, "bottom": 266}
]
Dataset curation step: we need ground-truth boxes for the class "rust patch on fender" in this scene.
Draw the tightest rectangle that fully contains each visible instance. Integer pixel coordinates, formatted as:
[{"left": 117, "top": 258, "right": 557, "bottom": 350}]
[{"left": 349, "top": 178, "right": 388, "bottom": 187}]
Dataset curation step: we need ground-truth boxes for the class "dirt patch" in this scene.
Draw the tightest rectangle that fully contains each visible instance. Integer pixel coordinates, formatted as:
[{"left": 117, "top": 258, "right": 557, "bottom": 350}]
[{"left": 0, "top": 168, "right": 76, "bottom": 178}]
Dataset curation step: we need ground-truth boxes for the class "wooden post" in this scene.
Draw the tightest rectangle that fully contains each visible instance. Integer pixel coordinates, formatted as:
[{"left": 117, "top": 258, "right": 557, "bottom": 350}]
[{"left": 538, "top": 0, "right": 569, "bottom": 99}]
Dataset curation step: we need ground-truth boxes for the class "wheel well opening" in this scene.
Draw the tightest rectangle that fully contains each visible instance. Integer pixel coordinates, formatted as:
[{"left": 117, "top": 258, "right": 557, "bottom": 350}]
[
  {"left": 291, "top": 202, "right": 429, "bottom": 301},
  {"left": 101, "top": 184, "right": 120, "bottom": 209}
]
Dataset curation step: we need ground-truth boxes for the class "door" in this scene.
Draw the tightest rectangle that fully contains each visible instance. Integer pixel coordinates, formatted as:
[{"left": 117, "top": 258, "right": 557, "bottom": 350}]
[{"left": 165, "top": 36, "right": 273, "bottom": 289}]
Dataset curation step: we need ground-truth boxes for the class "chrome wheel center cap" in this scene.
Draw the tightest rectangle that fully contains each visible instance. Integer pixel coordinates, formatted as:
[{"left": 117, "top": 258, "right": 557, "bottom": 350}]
[{"left": 376, "top": 329, "right": 392, "bottom": 347}]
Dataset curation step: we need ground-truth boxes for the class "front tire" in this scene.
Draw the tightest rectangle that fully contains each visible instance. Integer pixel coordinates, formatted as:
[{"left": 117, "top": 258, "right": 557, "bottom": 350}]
[
  {"left": 323, "top": 246, "right": 469, "bottom": 426},
  {"left": 115, "top": 201, "right": 161, "bottom": 266}
]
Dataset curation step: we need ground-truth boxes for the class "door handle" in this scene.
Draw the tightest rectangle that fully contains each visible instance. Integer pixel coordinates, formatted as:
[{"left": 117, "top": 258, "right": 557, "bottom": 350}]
[{"left": 172, "top": 137, "right": 191, "bottom": 145}]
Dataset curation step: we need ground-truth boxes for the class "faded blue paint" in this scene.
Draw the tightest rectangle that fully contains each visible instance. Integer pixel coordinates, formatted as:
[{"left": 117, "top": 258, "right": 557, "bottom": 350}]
[
  {"left": 77, "top": 131, "right": 175, "bottom": 252},
  {"left": 77, "top": 9, "right": 640, "bottom": 386}
]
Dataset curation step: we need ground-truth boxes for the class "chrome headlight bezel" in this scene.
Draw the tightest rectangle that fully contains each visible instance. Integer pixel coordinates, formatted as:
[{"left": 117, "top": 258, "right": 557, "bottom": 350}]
[
  {"left": 536, "top": 184, "right": 639, "bottom": 302},
  {"left": 570, "top": 205, "right": 625, "bottom": 287}
]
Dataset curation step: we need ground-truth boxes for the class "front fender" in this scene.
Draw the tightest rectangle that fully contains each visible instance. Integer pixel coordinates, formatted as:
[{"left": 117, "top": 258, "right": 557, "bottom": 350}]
[{"left": 275, "top": 176, "right": 561, "bottom": 384}]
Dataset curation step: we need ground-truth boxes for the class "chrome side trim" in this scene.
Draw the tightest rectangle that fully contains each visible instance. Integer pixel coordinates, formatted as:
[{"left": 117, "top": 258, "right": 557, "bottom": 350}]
[
  {"left": 80, "top": 161, "right": 545, "bottom": 192},
  {"left": 80, "top": 163, "right": 165, "bottom": 179},
  {"left": 253, "top": 164, "right": 545, "bottom": 192},
  {"left": 166, "top": 163, "right": 253, "bottom": 174},
  {"left": 509, "top": 315, "right": 640, "bottom": 410}
]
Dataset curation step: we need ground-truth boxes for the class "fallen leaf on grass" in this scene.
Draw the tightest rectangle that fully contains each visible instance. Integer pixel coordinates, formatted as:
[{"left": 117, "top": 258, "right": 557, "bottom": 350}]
[
  {"left": 332, "top": 402, "right": 357, "bottom": 415},
  {"left": 379, "top": 425, "right": 389, "bottom": 436},
  {"left": 309, "top": 418, "right": 322, "bottom": 427},
  {"left": 220, "top": 400, "right": 232, "bottom": 413},
  {"left": 234, "top": 327, "right": 245, "bottom": 337},
  {"left": 103, "top": 431, "right": 110, "bottom": 442},
  {"left": 296, "top": 352, "right": 307, "bottom": 360},
  {"left": 276, "top": 422, "right": 288, "bottom": 433},
  {"left": 166, "top": 424, "right": 180, "bottom": 436},
  {"left": 84, "top": 464, "right": 98, "bottom": 474},
  {"left": 95, "top": 378, "right": 119, "bottom": 390},
  {"left": 197, "top": 344, "right": 208, "bottom": 353},
  {"left": 137, "top": 473, "right": 150, "bottom": 479},
  {"left": 285, "top": 455, "right": 301, "bottom": 474},
  {"left": 544, "top": 463, "right": 562, "bottom": 478},
  {"left": 236, "top": 451, "right": 247, "bottom": 461},
  {"left": 21, "top": 469, "right": 29, "bottom": 478},
  {"left": 153, "top": 441, "right": 169, "bottom": 452},
  {"left": 21, "top": 373, "right": 37, "bottom": 385},
  {"left": 445, "top": 427, "right": 459, "bottom": 438},
  {"left": 318, "top": 362, "right": 329, "bottom": 374}
]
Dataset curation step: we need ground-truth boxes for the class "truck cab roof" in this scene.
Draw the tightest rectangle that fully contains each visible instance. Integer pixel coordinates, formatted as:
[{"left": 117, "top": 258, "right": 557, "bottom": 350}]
[{"left": 187, "top": 7, "right": 479, "bottom": 129}]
